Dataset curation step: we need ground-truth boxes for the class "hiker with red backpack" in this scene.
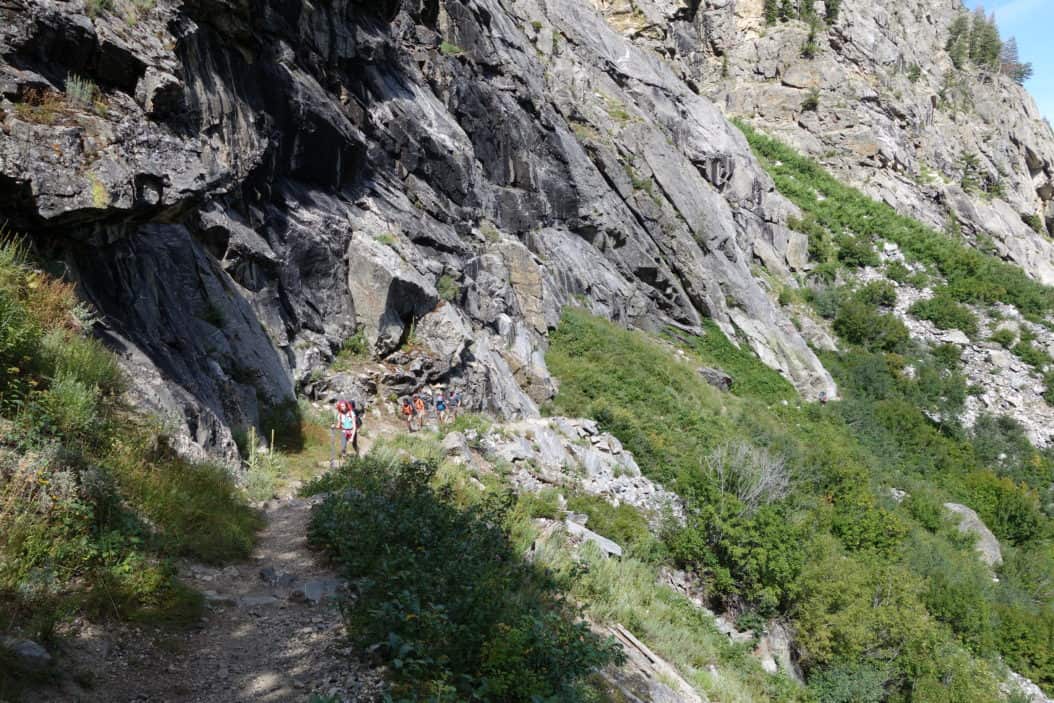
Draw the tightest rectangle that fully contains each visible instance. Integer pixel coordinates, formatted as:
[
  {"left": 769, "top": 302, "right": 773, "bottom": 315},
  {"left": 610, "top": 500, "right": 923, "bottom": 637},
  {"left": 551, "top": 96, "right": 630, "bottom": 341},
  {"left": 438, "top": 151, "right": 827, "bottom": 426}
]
[{"left": 333, "top": 399, "right": 363, "bottom": 457}]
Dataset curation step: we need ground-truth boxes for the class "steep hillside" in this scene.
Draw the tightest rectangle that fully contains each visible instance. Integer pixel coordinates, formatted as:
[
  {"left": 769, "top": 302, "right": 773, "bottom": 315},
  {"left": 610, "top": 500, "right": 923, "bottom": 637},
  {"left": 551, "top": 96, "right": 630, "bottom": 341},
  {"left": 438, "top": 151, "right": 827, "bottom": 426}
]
[
  {"left": 6, "top": 0, "right": 1054, "bottom": 700},
  {"left": 1, "top": 0, "right": 837, "bottom": 463},
  {"left": 589, "top": 0, "right": 1054, "bottom": 283}
]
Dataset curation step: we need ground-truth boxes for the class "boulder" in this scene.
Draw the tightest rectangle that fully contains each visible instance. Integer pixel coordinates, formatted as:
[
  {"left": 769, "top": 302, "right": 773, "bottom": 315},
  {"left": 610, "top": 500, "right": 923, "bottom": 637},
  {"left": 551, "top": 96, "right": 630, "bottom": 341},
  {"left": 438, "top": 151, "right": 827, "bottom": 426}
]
[
  {"left": 565, "top": 520, "right": 624, "bottom": 558},
  {"left": 1, "top": 637, "right": 52, "bottom": 673},
  {"left": 698, "top": 366, "right": 734, "bottom": 392},
  {"left": 944, "top": 503, "right": 1003, "bottom": 568}
]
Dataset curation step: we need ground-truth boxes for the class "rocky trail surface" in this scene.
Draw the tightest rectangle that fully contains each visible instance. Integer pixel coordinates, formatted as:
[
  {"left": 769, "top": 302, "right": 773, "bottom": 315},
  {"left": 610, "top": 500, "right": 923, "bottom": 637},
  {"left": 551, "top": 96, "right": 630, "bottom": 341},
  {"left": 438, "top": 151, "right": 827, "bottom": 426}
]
[
  {"left": 94, "top": 497, "right": 381, "bottom": 703},
  {"left": 43, "top": 426, "right": 395, "bottom": 703}
]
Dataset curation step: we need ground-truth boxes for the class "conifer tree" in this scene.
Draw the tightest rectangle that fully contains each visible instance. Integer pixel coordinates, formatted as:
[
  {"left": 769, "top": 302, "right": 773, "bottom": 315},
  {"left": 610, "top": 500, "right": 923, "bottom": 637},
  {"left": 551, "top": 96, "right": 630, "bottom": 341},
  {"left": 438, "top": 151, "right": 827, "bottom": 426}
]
[
  {"left": 764, "top": 0, "right": 779, "bottom": 25},
  {"left": 824, "top": 0, "right": 840, "bottom": 23},
  {"left": 779, "top": 0, "right": 794, "bottom": 22},
  {"left": 800, "top": 0, "right": 815, "bottom": 19},
  {"left": 1000, "top": 38, "right": 1034, "bottom": 85}
]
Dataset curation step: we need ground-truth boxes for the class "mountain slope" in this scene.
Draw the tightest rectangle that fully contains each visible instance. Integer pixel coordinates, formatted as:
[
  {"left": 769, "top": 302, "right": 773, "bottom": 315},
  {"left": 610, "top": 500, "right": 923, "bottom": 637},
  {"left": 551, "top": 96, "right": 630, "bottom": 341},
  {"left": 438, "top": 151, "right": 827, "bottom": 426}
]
[{"left": 2, "top": 0, "right": 835, "bottom": 461}]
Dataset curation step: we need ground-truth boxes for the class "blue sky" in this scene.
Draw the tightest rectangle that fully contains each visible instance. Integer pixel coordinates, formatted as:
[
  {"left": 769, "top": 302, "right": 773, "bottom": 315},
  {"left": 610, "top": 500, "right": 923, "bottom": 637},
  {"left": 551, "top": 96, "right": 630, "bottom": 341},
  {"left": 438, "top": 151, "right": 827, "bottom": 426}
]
[{"left": 968, "top": 0, "right": 1054, "bottom": 121}]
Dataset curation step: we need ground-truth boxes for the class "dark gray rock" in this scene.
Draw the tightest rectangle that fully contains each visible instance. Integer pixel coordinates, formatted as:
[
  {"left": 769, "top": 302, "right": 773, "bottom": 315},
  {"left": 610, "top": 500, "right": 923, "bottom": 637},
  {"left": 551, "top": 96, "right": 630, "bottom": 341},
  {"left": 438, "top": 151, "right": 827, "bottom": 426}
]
[
  {"left": 1, "top": 637, "right": 52, "bottom": 672},
  {"left": 0, "top": 0, "right": 843, "bottom": 463},
  {"left": 698, "top": 367, "right": 734, "bottom": 392}
]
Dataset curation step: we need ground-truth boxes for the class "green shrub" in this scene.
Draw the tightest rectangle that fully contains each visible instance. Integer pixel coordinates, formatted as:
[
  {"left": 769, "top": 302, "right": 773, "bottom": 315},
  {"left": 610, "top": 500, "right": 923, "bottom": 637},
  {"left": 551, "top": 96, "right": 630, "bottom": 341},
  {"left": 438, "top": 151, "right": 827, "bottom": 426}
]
[
  {"left": 855, "top": 280, "right": 897, "bottom": 307},
  {"left": 736, "top": 120, "right": 1054, "bottom": 319},
  {"left": 64, "top": 74, "right": 97, "bottom": 108},
  {"left": 1012, "top": 339, "right": 1052, "bottom": 371},
  {"left": 833, "top": 299, "right": 909, "bottom": 352},
  {"left": 436, "top": 274, "right": 460, "bottom": 302},
  {"left": 33, "top": 373, "right": 102, "bottom": 441},
  {"left": 904, "top": 489, "right": 948, "bottom": 532},
  {"left": 989, "top": 327, "right": 1017, "bottom": 348},
  {"left": 835, "top": 234, "right": 879, "bottom": 268},
  {"left": 517, "top": 488, "right": 563, "bottom": 520},
  {"left": 903, "top": 530, "right": 996, "bottom": 654},
  {"left": 439, "top": 40, "right": 463, "bottom": 55},
  {"left": 806, "top": 285, "right": 848, "bottom": 320},
  {"left": 808, "top": 662, "right": 889, "bottom": 703},
  {"left": 566, "top": 493, "right": 653, "bottom": 552},
  {"left": 307, "top": 455, "right": 621, "bottom": 700},
  {"left": 885, "top": 260, "right": 911, "bottom": 283},
  {"left": 908, "top": 292, "right": 979, "bottom": 337},
  {"left": 793, "top": 537, "right": 1000, "bottom": 700},
  {"left": 801, "top": 89, "right": 820, "bottom": 112},
  {"left": 1023, "top": 213, "right": 1046, "bottom": 234},
  {"left": 961, "top": 471, "right": 1042, "bottom": 545}
]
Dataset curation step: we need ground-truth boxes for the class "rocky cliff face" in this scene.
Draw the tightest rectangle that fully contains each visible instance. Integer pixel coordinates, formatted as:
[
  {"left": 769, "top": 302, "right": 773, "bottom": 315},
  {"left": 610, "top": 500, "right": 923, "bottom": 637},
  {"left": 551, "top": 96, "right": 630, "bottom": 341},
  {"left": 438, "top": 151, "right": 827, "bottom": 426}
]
[
  {"left": 597, "top": 0, "right": 1054, "bottom": 283},
  {"left": 0, "top": 0, "right": 837, "bottom": 459}
]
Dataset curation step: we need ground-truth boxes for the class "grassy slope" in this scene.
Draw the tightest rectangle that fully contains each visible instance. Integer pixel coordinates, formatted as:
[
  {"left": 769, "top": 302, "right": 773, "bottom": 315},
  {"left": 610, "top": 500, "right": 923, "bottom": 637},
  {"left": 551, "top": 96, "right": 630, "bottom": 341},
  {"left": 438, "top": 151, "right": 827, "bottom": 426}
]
[
  {"left": 541, "top": 122, "right": 1054, "bottom": 701},
  {"left": 546, "top": 302, "right": 1054, "bottom": 700},
  {"left": 0, "top": 243, "right": 259, "bottom": 697}
]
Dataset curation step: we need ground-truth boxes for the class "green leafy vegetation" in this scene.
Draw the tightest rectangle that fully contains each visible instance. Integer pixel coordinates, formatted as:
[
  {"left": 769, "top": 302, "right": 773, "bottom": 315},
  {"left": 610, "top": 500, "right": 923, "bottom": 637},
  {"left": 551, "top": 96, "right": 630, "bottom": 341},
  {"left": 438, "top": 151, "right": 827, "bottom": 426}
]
[
  {"left": 548, "top": 307, "right": 1054, "bottom": 698},
  {"left": 305, "top": 453, "right": 622, "bottom": 702},
  {"left": 436, "top": 273, "right": 460, "bottom": 302},
  {"left": 439, "top": 40, "right": 463, "bottom": 56},
  {"left": 908, "top": 291, "right": 979, "bottom": 338},
  {"left": 736, "top": 119, "right": 1054, "bottom": 320},
  {"left": 331, "top": 329, "right": 370, "bottom": 370},
  {"left": 0, "top": 241, "right": 258, "bottom": 694},
  {"left": 800, "top": 88, "right": 820, "bottom": 112}
]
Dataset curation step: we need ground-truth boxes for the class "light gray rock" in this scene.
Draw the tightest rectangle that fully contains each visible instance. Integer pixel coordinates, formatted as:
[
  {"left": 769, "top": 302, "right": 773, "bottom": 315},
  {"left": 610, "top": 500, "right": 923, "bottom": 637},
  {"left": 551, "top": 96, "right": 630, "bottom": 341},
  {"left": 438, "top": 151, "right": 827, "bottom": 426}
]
[
  {"left": 289, "top": 579, "right": 344, "bottom": 605},
  {"left": 944, "top": 502, "right": 1003, "bottom": 568},
  {"left": 239, "top": 594, "right": 280, "bottom": 608},
  {"left": 565, "top": 520, "right": 624, "bottom": 558}
]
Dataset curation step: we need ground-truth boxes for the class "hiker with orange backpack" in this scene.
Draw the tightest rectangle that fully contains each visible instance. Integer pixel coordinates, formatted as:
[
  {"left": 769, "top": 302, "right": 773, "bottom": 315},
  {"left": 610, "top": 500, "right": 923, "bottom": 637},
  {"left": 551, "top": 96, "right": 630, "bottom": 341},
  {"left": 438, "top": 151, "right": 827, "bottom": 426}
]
[
  {"left": 413, "top": 395, "right": 426, "bottom": 429},
  {"left": 401, "top": 397, "right": 416, "bottom": 432}
]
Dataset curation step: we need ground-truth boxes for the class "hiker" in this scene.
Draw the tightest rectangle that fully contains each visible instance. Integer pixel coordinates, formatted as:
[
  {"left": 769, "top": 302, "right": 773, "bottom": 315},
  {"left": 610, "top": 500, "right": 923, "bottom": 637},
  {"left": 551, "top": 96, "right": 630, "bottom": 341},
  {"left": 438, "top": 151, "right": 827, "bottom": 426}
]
[
  {"left": 401, "top": 397, "right": 416, "bottom": 432},
  {"left": 435, "top": 389, "right": 447, "bottom": 425},
  {"left": 448, "top": 389, "right": 461, "bottom": 420},
  {"left": 413, "top": 395, "right": 426, "bottom": 429},
  {"left": 333, "top": 399, "right": 359, "bottom": 457}
]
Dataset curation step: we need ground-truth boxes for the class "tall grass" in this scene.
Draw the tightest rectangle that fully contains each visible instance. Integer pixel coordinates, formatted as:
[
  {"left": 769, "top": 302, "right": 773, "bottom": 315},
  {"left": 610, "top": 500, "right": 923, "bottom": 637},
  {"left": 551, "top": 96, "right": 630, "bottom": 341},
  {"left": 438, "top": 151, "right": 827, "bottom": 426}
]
[
  {"left": 0, "top": 239, "right": 259, "bottom": 693},
  {"left": 546, "top": 309, "right": 1046, "bottom": 699}
]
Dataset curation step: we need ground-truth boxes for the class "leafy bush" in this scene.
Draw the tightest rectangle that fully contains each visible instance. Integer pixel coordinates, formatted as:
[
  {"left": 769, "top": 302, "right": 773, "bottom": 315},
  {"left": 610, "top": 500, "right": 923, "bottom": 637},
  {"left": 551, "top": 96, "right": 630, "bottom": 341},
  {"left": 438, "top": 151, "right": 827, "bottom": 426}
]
[
  {"left": 565, "top": 493, "right": 653, "bottom": 552},
  {"left": 307, "top": 455, "right": 621, "bottom": 701},
  {"left": 989, "top": 327, "right": 1017, "bottom": 348},
  {"left": 808, "top": 662, "right": 889, "bottom": 703},
  {"left": 435, "top": 274, "right": 459, "bottom": 303},
  {"left": 1012, "top": 338, "right": 1052, "bottom": 371},
  {"left": 909, "top": 293, "right": 979, "bottom": 337},
  {"left": 737, "top": 120, "right": 1054, "bottom": 319},
  {"left": 517, "top": 488, "right": 563, "bottom": 520},
  {"left": 834, "top": 234, "right": 878, "bottom": 267},
  {"left": 855, "top": 280, "right": 897, "bottom": 307},
  {"left": 903, "top": 530, "right": 996, "bottom": 654},
  {"left": 961, "top": 470, "right": 1042, "bottom": 545},
  {"left": 833, "top": 299, "right": 909, "bottom": 352}
]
